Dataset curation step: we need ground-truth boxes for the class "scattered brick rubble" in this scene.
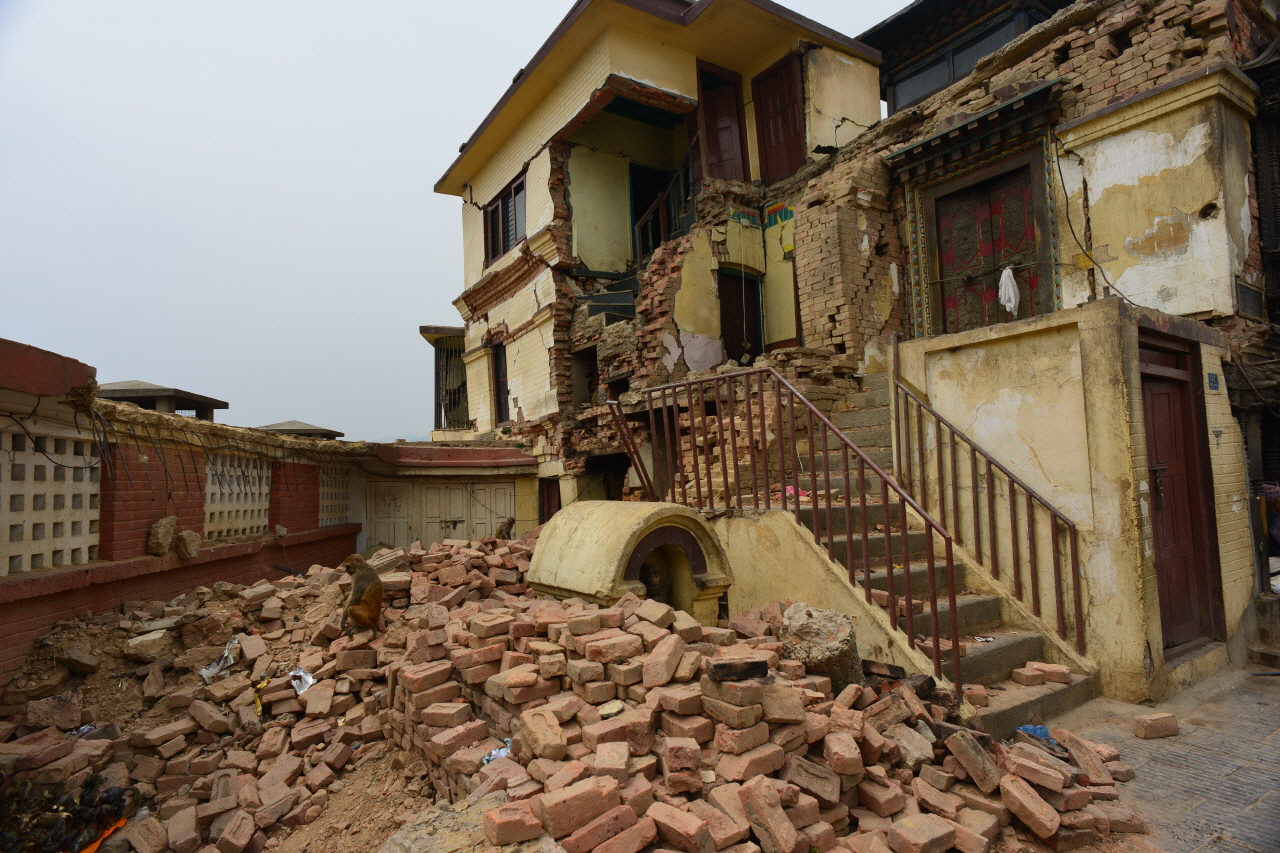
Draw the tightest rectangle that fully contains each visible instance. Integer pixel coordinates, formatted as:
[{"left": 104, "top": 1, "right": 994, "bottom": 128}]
[{"left": 0, "top": 527, "right": 1150, "bottom": 853}]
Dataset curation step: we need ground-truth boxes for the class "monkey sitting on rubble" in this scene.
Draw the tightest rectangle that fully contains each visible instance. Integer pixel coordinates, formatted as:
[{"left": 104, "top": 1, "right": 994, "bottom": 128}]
[
  {"left": 339, "top": 554, "right": 385, "bottom": 636},
  {"left": 495, "top": 516, "right": 515, "bottom": 540}
]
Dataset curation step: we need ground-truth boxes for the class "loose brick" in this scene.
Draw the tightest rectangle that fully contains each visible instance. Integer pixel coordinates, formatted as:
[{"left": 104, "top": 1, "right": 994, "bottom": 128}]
[
  {"left": 485, "top": 800, "right": 543, "bottom": 845},
  {"left": 719, "top": 742, "right": 786, "bottom": 781},
  {"left": 538, "top": 776, "right": 621, "bottom": 839},
  {"left": 739, "top": 774, "right": 798, "bottom": 853},
  {"left": 595, "top": 815, "right": 658, "bottom": 853},
  {"left": 1132, "top": 713, "right": 1178, "bottom": 739},
  {"left": 889, "top": 813, "right": 956, "bottom": 853},
  {"left": 648, "top": 800, "right": 714, "bottom": 853},
  {"left": 1000, "top": 774, "right": 1060, "bottom": 840}
]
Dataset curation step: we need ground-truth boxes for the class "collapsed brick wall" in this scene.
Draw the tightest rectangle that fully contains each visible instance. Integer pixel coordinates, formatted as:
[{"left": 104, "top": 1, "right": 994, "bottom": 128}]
[
  {"left": 0, "top": 525, "right": 359, "bottom": 685},
  {"left": 98, "top": 443, "right": 206, "bottom": 562}
]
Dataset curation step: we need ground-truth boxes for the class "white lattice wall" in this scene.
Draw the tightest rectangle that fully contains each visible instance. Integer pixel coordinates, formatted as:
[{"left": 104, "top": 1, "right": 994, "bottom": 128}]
[
  {"left": 1, "top": 427, "right": 101, "bottom": 575},
  {"left": 319, "top": 463, "right": 350, "bottom": 527},
  {"left": 205, "top": 453, "right": 271, "bottom": 540}
]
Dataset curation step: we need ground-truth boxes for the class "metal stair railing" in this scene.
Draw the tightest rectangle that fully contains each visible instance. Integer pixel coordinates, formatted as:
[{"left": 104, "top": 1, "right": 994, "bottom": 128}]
[
  {"left": 608, "top": 367, "right": 964, "bottom": 690},
  {"left": 892, "top": 379, "right": 1085, "bottom": 654}
]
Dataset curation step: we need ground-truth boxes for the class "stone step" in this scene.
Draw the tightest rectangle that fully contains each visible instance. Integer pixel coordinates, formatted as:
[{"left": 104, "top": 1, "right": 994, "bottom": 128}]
[
  {"left": 893, "top": 593, "right": 1003, "bottom": 639},
  {"left": 972, "top": 672, "right": 1100, "bottom": 741},
  {"left": 831, "top": 407, "right": 891, "bottom": 430},
  {"left": 951, "top": 629, "right": 1046, "bottom": 686},
  {"left": 792, "top": 503, "right": 905, "bottom": 535},
  {"left": 860, "top": 373, "right": 891, "bottom": 392},
  {"left": 823, "top": 529, "right": 930, "bottom": 564},
  {"left": 841, "top": 425, "right": 892, "bottom": 448},
  {"left": 845, "top": 388, "right": 890, "bottom": 409},
  {"left": 1248, "top": 643, "right": 1280, "bottom": 668},
  {"left": 793, "top": 457, "right": 896, "bottom": 488}
]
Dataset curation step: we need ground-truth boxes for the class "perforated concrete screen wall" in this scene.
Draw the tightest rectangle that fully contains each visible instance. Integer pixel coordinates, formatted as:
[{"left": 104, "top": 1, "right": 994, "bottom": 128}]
[
  {"left": 205, "top": 453, "right": 271, "bottom": 540},
  {"left": 0, "top": 428, "right": 100, "bottom": 575}
]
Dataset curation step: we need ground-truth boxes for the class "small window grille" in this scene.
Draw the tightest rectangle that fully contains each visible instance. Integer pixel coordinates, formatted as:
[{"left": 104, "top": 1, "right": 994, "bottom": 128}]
[
  {"left": 0, "top": 426, "right": 100, "bottom": 575},
  {"left": 318, "top": 463, "right": 350, "bottom": 528},
  {"left": 204, "top": 453, "right": 272, "bottom": 540}
]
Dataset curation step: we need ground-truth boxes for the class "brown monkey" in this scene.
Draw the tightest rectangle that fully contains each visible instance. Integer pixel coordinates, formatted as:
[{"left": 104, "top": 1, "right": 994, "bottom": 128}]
[
  {"left": 339, "top": 554, "right": 385, "bottom": 635},
  {"left": 495, "top": 516, "right": 515, "bottom": 540}
]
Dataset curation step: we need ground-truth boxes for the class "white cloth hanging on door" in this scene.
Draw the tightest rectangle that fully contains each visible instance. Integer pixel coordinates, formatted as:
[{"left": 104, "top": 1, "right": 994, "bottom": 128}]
[{"left": 998, "top": 266, "right": 1020, "bottom": 317}]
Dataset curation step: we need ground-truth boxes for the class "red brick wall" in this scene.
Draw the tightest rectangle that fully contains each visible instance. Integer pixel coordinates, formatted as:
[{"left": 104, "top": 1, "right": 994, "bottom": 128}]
[
  {"left": 269, "top": 461, "right": 320, "bottom": 533},
  {"left": 98, "top": 443, "right": 206, "bottom": 561},
  {"left": 0, "top": 524, "right": 359, "bottom": 687}
]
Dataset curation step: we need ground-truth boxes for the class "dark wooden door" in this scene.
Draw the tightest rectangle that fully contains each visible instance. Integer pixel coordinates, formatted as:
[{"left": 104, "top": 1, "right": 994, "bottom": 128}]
[
  {"left": 1141, "top": 343, "right": 1219, "bottom": 648},
  {"left": 753, "top": 56, "right": 805, "bottom": 184},
  {"left": 700, "top": 74, "right": 746, "bottom": 182},
  {"left": 719, "top": 270, "right": 763, "bottom": 364},
  {"left": 935, "top": 166, "right": 1040, "bottom": 333}
]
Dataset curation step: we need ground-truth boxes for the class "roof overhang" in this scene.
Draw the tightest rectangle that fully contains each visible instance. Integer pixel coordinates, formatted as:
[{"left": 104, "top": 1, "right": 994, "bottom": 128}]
[
  {"left": 376, "top": 444, "right": 536, "bottom": 468},
  {"left": 420, "top": 325, "right": 466, "bottom": 345},
  {"left": 434, "top": 0, "right": 879, "bottom": 197}
]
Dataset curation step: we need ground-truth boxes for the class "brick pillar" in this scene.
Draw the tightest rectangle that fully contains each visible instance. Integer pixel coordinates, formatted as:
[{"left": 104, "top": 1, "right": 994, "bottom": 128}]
[
  {"left": 269, "top": 461, "right": 320, "bottom": 534},
  {"left": 98, "top": 443, "right": 205, "bottom": 560}
]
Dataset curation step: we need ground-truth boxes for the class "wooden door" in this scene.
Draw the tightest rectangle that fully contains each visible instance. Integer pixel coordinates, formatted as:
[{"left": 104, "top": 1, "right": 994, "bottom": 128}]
[
  {"left": 369, "top": 482, "right": 413, "bottom": 548},
  {"left": 1141, "top": 341, "right": 1221, "bottom": 648},
  {"left": 421, "top": 483, "right": 468, "bottom": 545},
  {"left": 719, "top": 269, "right": 763, "bottom": 364},
  {"left": 700, "top": 73, "right": 746, "bottom": 182},
  {"left": 753, "top": 56, "right": 805, "bottom": 185},
  {"left": 468, "top": 482, "right": 515, "bottom": 539}
]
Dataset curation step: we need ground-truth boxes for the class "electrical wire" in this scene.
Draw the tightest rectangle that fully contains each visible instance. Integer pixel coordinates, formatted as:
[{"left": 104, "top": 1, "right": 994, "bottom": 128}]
[{"left": 1053, "top": 143, "right": 1142, "bottom": 308}]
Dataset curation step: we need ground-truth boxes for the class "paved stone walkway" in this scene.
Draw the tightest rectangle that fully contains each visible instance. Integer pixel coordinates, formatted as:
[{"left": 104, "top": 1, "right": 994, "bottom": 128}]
[{"left": 1065, "top": 670, "right": 1280, "bottom": 853}]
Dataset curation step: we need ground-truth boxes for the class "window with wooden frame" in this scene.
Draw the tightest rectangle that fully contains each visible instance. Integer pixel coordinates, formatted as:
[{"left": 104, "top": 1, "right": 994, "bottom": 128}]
[
  {"left": 483, "top": 175, "right": 526, "bottom": 265},
  {"left": 753, "top": 55, "right": 806, "bottom": 185},
  {"left": 922, "top": 149, "right": 1052, "bottom": 335},
  {"left": 491, "top": 343, "right": 510, "bottom": 425}
]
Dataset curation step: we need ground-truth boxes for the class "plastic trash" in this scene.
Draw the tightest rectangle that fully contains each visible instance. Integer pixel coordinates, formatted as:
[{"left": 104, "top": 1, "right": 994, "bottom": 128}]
[
  {"left": 290, "top": 665, "right": 316, "bottom": 696},
  {"left": 74, "top": 724, "right": 96, "bottom": 736},
  {"left": 482, "top": 739, "right": 513, "bottom": 765},
  {"left": 972, "top": 635, "right": 995, "bottom": 643},
  {"left": 1016, "top": 724, "right": 1060, "bottom": 748},
  {"left": 199, "top": 636, "right": 240, "bottom": 684}
]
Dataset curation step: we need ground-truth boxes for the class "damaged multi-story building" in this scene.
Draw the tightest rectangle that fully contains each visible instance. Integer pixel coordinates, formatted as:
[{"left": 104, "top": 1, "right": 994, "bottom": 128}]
[{"left": 421, "top": 0, "right": 1280, "bottom": 714}]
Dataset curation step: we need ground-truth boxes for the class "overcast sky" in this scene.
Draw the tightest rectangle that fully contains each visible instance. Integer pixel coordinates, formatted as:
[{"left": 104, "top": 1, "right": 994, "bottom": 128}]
[{"left": 0, "top": 0, "right": 908, "bottom": 442}]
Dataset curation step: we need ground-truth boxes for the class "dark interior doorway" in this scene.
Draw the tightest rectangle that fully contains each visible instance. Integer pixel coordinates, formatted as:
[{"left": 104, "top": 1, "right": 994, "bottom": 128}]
[{"left": 719, "top": 268, "right": 764, "bottom": 364}]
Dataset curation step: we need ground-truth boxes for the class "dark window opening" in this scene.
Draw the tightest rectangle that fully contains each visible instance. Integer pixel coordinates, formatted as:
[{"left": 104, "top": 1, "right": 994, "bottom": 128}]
[
  {"left": 930, "top": 162, "right": 1050, "bottom": 335},
  {"left": 491, "top": 343, "right": 510, "bottom": 425},
  {"left": 886, "top": 12, "right": 1041, "bottom": 113},
  {"left": 718, "top": 268, "right": 764, "bottom": 364},
  {"left": 698, "top": 68, "right": 747, "bottom": 182},
  {"left": 571, "top": 347, "right": 599, "bottom": 408},
  {"left": 433, "top": 336, "right": 469, "bottom": 430},
  {"left": 587, "top": 452, "right": 632, "bottom": 501},
  {"left": 484, "top": 175, "right": 527, "bottom": 265},
  {"left": 1252, "top": 111, "right": 1280, "bottom": 324},
  {"left": 753, "top": 55, "right": 806, "bottom": 185},
  {"left": 607, "top": 377, "right": 629, "bottom": 400}
]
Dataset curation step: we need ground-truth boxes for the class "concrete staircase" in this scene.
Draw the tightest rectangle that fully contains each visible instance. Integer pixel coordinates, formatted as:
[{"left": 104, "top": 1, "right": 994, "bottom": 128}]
[{"left": 793, "top": 373, "right": 1097, "bottom": 739}]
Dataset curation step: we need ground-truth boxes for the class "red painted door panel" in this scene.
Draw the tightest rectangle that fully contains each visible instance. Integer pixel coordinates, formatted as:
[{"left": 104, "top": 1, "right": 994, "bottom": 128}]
[
  {"left": 936, "top": 166, "right": 1040, "bottom": 334},
  {"left": 701, "top": 82, "right": 746, "bottom": 182}
]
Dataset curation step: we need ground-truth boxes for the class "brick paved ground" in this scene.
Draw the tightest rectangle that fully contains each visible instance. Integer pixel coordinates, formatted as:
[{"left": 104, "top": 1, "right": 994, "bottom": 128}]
[{"left": 1061, "top": 669, "right": 1280, "bottom": 853}]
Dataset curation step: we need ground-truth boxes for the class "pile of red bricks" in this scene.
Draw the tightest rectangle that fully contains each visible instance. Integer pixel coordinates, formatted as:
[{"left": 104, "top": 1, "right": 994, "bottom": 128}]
[
  {"left": 0, "top": 530, "right": 538, "bottom": 853},
  {"left": 2, "top": 526, "right": 1150, "bottom": 853},
  {"left": 375, "top": 590, "right": 1148, "bottom": 853}
]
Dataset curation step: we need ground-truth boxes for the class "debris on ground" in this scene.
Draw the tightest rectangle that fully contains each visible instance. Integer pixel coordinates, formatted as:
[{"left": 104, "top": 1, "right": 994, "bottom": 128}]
[{"left": 0, "top": 526, "right": 1150, "bottom": 853}]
